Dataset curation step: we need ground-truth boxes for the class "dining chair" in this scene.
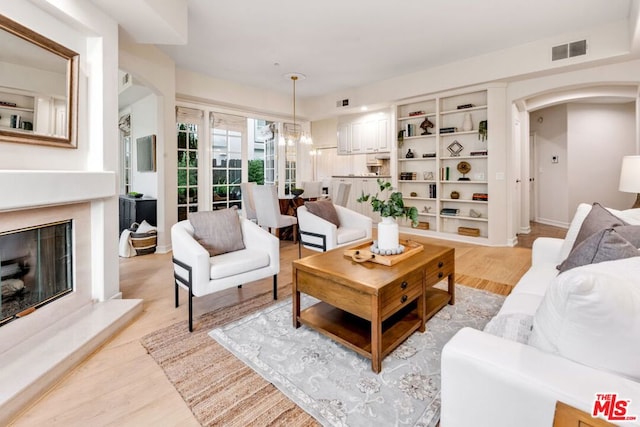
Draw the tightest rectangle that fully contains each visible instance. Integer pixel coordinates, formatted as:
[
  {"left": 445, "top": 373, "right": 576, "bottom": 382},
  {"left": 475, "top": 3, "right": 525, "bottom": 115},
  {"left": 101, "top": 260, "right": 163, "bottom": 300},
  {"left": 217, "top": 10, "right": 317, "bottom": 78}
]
[
  {"left": 334, "top": 182, "right": 352, "bottom": 207},
  {"left": 252, "top": 185, "right": 298, "bottom": 242},
  {"left": 240, "top": 182, "right": 257, "bottom": 222},
  {"left": 301, "top": 181, "right": 323, "bottom": 199}
]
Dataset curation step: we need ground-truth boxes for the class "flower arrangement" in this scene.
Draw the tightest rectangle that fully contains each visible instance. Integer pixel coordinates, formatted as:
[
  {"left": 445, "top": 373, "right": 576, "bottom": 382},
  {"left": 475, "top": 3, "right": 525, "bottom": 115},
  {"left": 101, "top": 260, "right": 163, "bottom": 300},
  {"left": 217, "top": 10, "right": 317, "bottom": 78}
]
[{"left": 357, "top": 179, "right": 418, "bottom": 227}]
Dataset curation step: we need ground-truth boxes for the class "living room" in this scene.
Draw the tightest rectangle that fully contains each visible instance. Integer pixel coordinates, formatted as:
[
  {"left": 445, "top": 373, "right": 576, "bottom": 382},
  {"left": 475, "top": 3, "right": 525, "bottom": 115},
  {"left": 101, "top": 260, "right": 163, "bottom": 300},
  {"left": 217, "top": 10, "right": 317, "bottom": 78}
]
[{"left": 1, "top": 0, "right": 640, "bottom": 425}]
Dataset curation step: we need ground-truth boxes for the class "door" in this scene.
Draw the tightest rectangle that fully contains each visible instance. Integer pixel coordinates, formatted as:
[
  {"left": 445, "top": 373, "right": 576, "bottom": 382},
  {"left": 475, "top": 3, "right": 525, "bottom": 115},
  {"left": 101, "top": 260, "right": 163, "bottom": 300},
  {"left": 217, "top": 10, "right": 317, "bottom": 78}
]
[{"left": 529, "top": 132, "right": 537, "bottom": 221}]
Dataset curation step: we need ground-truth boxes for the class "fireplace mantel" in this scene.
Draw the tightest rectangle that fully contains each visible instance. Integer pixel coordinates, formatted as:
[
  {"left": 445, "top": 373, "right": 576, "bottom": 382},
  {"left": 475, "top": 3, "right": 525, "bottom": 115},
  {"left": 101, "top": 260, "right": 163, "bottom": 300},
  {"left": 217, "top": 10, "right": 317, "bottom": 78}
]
[{"left": 0, "top": 170, "right": 116, "bottom": 212}]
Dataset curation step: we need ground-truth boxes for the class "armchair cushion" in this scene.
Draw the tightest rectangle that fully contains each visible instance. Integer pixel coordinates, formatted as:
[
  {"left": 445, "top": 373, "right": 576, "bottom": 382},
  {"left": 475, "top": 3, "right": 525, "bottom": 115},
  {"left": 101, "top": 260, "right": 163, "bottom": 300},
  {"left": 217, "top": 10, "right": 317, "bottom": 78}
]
[
  {"left": 188, "top": 208, "right": 245, "bottom": 256},
  {"left": 305, "top": 199, "right": 340, "bottom": 227},
  {"left": 210, "top": 248, "right": 270, "bottom": 280},
  {"left": 337, "top": 227, "right": 367, "bottom": 245}
]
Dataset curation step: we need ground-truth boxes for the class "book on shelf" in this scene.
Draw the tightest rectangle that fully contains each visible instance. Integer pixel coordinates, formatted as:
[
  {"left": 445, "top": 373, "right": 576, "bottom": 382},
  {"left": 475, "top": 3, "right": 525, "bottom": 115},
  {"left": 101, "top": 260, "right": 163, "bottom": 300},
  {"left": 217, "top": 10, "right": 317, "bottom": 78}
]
[
  {"left": 472, "top": 193, "right": 488, "bottom": 201},
  {"left": 470, "top": 150, "right": 488, "bottom": 156},
  {"left": 440, "top": 208, "right": 460, "bottom": 216},
  {"left": 400, "top": 172, "right": 417, "bottom": 181},
  {"left": 439, "top": 167, "right": 450, "bottom": 181},
  {"left": 428, "top": 183, "right": 437, "bottom": 198},
  {"left": 440, "top": 127, "right": 457, "bottom": 134},
  {"left": 456, "top": 104, "right": 474, "bottom": 110}
]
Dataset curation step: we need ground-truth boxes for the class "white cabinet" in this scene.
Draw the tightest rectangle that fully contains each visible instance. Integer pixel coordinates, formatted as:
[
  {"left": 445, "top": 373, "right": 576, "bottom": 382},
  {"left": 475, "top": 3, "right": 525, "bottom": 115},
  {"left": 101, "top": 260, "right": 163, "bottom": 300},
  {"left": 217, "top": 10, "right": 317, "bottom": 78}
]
[
  {"left": 337, "top": 112, "right": 391, "bottom": 155},
  {"left": 396, "top": 88, "right": 502, "bottom": 243},
  {"left": 337, "top": 123, "right": 351, "bottom": 155}
]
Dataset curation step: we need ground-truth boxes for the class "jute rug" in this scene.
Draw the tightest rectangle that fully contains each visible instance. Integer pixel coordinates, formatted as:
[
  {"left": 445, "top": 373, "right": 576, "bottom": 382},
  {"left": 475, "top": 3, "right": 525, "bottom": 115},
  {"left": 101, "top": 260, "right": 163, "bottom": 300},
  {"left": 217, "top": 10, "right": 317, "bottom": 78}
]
[{"left": 141, "top": 276, "right": 508, "bottom": 426}]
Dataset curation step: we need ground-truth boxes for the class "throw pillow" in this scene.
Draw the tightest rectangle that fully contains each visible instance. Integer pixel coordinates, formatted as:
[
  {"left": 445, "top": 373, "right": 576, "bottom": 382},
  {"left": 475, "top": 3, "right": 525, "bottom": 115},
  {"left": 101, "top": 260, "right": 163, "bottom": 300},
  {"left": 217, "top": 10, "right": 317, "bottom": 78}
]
[
  {"left": 571, "top": 202, "right": 628, "bottom": 251},
  {"left": 529, "top": 257, "right": 640, "bottom": 381},
  {"left": 305, "top": 200, "right": 340, "bottom": 227},
  {"left": 188, "top": 207, "right": 245, "bottom": 256},
  {"left": 557, "top": 226, "right": 640, "bottom": 273}
]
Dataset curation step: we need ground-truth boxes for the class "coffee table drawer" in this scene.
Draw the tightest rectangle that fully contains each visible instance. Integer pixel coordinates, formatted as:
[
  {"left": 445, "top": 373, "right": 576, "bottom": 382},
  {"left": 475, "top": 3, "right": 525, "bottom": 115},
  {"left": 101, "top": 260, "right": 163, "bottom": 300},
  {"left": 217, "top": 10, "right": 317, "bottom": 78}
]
[
  {"left": 380, "top": 269, "right": 423, "bottom": 320},
  {"left": 425, "top": 251, "right": 454, "bottom": 286}
]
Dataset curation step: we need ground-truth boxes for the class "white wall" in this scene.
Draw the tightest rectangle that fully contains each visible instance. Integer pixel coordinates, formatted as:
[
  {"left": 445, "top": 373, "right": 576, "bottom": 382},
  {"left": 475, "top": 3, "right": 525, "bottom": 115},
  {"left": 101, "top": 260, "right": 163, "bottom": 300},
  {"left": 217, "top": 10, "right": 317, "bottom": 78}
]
[
  {"left": 130, "top": 93, "right": 159, "bottom": 198},
  {"left": 567, "top": 102, "right": 636, "bottom": 211},
  {"left": 530, "top": 104, "right": 569, "bottom": 227}
]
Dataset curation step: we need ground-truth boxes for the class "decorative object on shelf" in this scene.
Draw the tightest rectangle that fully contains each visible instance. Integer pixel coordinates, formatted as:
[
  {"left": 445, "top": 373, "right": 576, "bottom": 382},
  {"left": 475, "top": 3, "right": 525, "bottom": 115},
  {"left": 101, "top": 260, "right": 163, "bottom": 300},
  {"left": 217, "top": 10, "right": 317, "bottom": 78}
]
[
  {"left": 440, "top": 208, "right": 460, "bottom": 216},
  {"left": 416, "top": 221, "right": 430, "bottom": 230},
  {"left": 422, "top": 206, "right": 432, "bottom": 213},
  {"left": 469, "top": 209, "right": 482, "bottom": 218},
  {"left": 447, "top": 140, "right": 464, "bottom": 157},
  {"left": 290, "top": 188, "right": 304, "bottom": 198},
  {"left": 422, "top": 152, "right": 436, "bottom": 158},
  {"left": 0, "top": 101, "right": 17, "bottom": 107},
  {"left": 457, "top": 104, "right": 474, "bottom": 109},
  {"left": 450, "top": 191, "right": 460, "bottom": 199},
  {"left": 472, "top": 193, "right": 488, "bottom": 201},
  {"left": 440, "top": 127, "right": 457, "bottom": 134},
  {"left": 478, "top": 120, "right": 488, "bottom": 141},
  {"left": 409, "top": 110, "right": 425, "bottom": 116},
  {"left": 410, "top": 192, "right": 417, "bottom": 197},
  {"left": 419, "top": 117, "right": 434, "bottom": 135},
  {"left": 357, "top": 179, "right": 419, "bottom": 250},
  {"left": 397, "top": 129, "right": 405, "bottom": 147},
  {"left": 423, "top": 171, "right": 434, "bottom": 180},
  {"left": 461, "top": 113, "right": 473, "bottom": 131},
  {"left": 405, "top": 149, "right": 415, "bottom": 158},
  {"left": 470, "top": 150, "right": 488, "bottom": 156},
  {"left": 457, "top": 161, "right": 471, "bottom": 181},
  {"left": 458, "top": 226, "right": 480, "bottom": 237}
]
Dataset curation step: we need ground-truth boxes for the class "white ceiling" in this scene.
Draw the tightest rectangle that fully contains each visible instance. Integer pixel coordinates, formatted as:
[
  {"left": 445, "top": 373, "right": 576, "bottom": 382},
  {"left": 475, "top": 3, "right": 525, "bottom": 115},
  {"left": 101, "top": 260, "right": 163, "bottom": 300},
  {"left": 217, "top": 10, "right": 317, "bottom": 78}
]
[{"left": 149, "top": 0, "right": 632, "bottom": 98}]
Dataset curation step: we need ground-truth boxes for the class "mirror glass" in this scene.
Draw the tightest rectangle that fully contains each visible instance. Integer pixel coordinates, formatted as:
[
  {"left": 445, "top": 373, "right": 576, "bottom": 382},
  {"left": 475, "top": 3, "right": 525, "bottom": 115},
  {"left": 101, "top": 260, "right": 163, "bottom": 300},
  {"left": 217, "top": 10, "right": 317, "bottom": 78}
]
[
  {"left": 0, "top": 14, "right": 78, "bottom": 148},
  {"left": 137, "top": 135, "right": 156, "bottom": 172}
]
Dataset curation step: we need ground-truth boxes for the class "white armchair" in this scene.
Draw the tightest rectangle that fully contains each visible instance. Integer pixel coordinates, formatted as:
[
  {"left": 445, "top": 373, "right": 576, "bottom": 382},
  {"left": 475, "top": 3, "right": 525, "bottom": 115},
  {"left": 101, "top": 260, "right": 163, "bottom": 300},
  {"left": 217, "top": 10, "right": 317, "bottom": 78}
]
[
  {"left": 297, "top": 204, "right": 372, "bottom": 256},
  {"left": 171, "top": 217, "right": 279, "bottom": 331}
]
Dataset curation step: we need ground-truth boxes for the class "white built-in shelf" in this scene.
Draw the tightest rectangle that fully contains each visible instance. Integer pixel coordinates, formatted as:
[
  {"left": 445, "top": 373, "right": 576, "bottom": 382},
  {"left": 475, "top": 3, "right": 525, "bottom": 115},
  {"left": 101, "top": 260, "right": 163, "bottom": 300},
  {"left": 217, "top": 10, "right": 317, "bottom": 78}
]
[
  {"left": 440, "top": 198, "right": 488, "bottom": 204},
  {"left": 0, "top": 105, "right": 34, "bottom": 113},
  {"left": 417, "top": 212, "right": 437, "bottom": 217},
  {"left": 440, "top": 155, "right": 488, "bottom": 160},
  {"left": 398, "top": 113, "right": 436, "bottom": 121},
  {"left": 440, "top": 180, "right": 488, "bottom": 184},
  {"left": 440, "top": 105, "right": 487, "bottom": 115},
  {"left": 440, "top": 215, "right": 488, "bottom": 222},
  {"left": 439, "top": 130, "right": 478, "bottom": 137},
  {"left": 405, "top": 196, "right": 437, "bottom": 201},
  {"left": 402, "top": 134, "right": 436, "bottom": 140},
  {"left": 399, "top": 180, "right": 437, "bottom": 184},
  {"left": 398, "top": 157, "right": 436, "bottom": 162}
]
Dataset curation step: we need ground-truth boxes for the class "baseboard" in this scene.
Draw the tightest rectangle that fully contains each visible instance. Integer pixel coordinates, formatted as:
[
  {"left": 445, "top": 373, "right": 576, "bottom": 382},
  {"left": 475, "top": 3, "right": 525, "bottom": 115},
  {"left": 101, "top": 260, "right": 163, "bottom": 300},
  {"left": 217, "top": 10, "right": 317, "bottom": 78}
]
[{"left": 534, "top": 218, "right": 570, "bottom": 229}]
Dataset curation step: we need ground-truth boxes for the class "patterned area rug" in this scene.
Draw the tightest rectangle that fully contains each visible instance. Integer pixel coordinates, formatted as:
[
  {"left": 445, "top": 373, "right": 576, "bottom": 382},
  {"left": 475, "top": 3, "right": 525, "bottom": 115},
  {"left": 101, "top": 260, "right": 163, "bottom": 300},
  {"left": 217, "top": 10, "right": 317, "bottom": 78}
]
[{"left": 209, "top": 284, "right": 504, "bottom": 427}]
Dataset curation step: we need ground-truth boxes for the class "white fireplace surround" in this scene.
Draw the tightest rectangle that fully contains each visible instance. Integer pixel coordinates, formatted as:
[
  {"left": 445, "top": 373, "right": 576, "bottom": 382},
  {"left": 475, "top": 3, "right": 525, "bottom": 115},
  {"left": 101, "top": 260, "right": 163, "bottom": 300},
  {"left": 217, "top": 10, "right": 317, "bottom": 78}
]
[{"left": 0, "top": 170, "right": 142, "bottom": 425}]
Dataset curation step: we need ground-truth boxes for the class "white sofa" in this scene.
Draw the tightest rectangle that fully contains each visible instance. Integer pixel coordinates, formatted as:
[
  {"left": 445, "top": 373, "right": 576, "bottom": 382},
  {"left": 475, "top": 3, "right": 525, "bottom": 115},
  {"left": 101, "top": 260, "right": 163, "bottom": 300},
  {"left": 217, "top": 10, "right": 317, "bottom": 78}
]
[{"left": 441, "top": 203, "right": 640, "bottom": 427}]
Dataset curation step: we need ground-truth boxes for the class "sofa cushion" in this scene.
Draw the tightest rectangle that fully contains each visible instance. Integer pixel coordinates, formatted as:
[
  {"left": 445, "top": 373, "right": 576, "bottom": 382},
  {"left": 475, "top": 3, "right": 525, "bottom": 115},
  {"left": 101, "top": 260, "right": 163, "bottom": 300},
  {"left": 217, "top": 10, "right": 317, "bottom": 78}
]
[
  {"left": 189, "top": 207, "right": 245, "bottom": 256},
  {"left": 210, "top": 248, "right": 270, "bottom": 280},
  {"left": 484, "top": 313, "right": 533, "bottom": 344},
  {"left": 305, "top": 199, "right": 340, "bottom": 227},
  {"left": 558, "top": 226, "right": 640, "bottom": 273},
  {"left": 528, "top": 257, "right": 640, "bottom": 381}
]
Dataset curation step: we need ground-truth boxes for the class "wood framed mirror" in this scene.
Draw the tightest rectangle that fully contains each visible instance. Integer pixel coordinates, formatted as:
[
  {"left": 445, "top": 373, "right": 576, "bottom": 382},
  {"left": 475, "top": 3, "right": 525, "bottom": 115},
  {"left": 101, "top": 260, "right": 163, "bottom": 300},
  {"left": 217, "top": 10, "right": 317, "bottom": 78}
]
[{"left": 0, "top": 14, "right": 78, "bottom": 148}]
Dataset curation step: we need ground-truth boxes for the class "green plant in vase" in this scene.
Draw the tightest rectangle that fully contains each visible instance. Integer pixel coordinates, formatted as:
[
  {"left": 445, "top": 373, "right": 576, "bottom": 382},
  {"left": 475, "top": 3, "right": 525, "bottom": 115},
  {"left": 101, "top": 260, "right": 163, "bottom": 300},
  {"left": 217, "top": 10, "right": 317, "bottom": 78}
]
[{"left": 357, "top": 179, "right": 418, "bottom": 226}]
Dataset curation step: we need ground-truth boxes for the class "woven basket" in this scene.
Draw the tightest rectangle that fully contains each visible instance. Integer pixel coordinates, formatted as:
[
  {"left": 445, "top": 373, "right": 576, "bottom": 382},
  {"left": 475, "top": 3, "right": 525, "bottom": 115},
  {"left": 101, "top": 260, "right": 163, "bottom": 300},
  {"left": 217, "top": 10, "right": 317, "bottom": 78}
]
[{"left": 129, "top": 223, "right": 157, "bottom": 255}]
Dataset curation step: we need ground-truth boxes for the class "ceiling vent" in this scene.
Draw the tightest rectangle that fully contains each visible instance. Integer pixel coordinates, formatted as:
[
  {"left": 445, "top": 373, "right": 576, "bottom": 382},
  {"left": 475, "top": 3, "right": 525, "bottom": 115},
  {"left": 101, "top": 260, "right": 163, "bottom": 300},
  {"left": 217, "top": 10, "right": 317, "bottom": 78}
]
[
  {"left": 336, "top": 98, "right": 350, "bottom": 108},
  {"left": 552, "top": 40, "right": 587, "bottom": 61}
]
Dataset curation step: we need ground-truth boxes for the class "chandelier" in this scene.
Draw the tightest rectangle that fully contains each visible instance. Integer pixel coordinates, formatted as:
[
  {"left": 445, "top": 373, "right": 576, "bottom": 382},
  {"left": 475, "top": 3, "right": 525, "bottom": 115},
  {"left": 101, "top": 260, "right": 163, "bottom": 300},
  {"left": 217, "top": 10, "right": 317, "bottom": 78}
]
[{"left": 282, "top": 73, "right": 312, "bottom": 146}]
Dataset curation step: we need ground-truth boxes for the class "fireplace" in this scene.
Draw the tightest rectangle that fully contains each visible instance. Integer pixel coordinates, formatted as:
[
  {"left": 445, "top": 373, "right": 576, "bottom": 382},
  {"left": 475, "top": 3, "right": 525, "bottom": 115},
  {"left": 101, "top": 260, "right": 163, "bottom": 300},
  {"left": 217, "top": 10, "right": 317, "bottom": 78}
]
[{"left": 0, "top": 221, "right": 73, "bottom": 326}]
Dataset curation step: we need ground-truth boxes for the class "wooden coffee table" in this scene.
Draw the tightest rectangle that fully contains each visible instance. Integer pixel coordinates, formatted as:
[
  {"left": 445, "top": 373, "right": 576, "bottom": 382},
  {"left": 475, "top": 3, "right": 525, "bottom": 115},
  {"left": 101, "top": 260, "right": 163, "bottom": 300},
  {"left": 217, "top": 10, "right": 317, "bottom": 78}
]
[{"left": 292, "top": 240, "right": 454, "bottom": 373}]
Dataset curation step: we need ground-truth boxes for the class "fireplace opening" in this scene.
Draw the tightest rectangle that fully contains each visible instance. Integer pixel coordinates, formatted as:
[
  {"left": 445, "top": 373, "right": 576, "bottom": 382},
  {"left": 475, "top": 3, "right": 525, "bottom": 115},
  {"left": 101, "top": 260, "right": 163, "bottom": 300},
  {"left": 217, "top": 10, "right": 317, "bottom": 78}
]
[{"left": 1, "top": 220, "right": 73, "bottom": 326}]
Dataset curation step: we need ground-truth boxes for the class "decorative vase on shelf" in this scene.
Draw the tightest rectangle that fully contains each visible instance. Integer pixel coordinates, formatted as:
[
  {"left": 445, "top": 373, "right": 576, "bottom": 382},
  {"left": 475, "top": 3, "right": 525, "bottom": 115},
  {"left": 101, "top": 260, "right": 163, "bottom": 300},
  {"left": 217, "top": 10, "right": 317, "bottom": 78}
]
[
  {"left": 377, "top": 216, "right": 399, "bottom": 251},
  {"left": 462, "top": 113, "right": 473, "bottom": 131}
]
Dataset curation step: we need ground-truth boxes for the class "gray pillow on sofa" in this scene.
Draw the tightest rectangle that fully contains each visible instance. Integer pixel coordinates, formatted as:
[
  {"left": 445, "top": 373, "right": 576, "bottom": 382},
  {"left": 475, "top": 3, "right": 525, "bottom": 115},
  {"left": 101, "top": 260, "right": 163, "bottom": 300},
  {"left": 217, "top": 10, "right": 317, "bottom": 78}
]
[
  {"left": 558, "top": 226, "right": 640, "bottom": 273},
  {"left": 571, "top": 202, "right": 628, "bottom": 250},
  {"left": 305, "top": 200, "right": 340, "bottom": 227},
  {"left": 188, "top": 207, "right": 245, "bottom": 256}
]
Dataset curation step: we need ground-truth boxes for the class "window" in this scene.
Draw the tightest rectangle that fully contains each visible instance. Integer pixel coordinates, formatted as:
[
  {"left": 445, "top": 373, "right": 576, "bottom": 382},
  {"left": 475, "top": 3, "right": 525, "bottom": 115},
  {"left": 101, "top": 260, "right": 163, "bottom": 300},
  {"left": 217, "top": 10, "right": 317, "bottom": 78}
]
[
  {"left": 177, "top": 123, "right": 199, "bottom": 221},
  {"left": 119, "top": 114, "right": 131, "bottom": 194},
  {"left": 211, "top": 113, "right": 244, "bottom": 210}
]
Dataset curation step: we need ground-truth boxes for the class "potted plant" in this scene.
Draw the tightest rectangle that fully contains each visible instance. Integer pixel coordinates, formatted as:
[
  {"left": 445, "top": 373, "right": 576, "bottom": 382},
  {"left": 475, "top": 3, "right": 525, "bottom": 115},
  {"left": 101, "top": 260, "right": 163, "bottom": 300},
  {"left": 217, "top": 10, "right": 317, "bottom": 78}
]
[{"left": 357, "top": 179, "right": 418, "bottom": 250}]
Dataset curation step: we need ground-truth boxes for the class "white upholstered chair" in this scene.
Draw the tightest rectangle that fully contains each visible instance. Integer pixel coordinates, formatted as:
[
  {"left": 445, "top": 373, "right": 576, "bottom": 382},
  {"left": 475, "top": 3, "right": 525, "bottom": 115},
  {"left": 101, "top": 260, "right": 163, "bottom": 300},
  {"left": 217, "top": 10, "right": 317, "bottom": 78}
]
[
  {"left": 240, "top": 182, "right": 257, "bottom": 222},
  {"left": 171, "top": 215, "right": 279, "bottom": 331},
  {"left": 252, "top": 184, "right": 298, "bottom": 242},
  {"left": 301, "top": 181, "right": 323, "bottom": 199},
  {"left": 333, "top": 182, "right": 352, "bottom": 207},
  {"left": 297, "top": 202, "right": 372, "bottom": 256}
]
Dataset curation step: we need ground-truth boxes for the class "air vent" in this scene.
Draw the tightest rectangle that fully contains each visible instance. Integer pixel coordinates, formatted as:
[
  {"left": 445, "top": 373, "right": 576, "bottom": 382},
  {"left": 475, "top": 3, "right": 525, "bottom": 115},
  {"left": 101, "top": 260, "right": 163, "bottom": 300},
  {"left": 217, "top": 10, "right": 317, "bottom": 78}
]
[
  {"left": 336, "top": 98, "right": 350, "bottom": 107},
  {"left": 552, "top": 40, "right": 587, "bottom": 61}
]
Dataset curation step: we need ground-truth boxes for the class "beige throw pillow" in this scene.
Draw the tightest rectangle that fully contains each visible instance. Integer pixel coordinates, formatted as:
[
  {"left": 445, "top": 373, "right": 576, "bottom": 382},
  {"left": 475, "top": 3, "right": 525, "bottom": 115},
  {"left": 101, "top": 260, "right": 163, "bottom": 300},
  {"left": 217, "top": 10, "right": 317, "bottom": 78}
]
[
  {"left": 305, "top": 200, "right": 340, "bottom": 227},
  {"left": 188, "top": 207, "right": 245, "bottom": 256}
]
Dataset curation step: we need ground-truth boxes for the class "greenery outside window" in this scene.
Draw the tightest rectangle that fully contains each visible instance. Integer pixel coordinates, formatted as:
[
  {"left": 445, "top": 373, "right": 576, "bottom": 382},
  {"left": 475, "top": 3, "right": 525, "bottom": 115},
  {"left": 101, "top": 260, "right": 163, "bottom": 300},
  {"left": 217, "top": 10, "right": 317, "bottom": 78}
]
[{"left": 177, "top": 123, "right": 198, "bottom": 220}]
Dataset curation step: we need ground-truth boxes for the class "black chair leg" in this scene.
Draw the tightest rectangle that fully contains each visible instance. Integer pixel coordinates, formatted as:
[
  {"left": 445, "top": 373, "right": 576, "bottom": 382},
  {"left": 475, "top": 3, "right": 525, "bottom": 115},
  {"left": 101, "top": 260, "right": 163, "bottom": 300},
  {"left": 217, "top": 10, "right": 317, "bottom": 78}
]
[
  {"left": 174, "top": 280, "right": 179, "bottom": 308},
  {"left": 273, "top": 274, "right": 278, "bottom": 300},
  {"left": 237, "top": 285, "right": 243, "bottom": 288},
  {"left": 188, "top": 289, "right": 193, "bottom": 332}
]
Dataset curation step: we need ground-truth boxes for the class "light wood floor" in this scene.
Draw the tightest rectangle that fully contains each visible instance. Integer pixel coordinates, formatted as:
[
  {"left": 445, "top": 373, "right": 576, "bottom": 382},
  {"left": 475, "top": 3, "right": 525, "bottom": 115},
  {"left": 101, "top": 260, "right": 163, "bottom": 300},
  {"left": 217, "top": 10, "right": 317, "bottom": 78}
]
[{"left": 9, "top": 226, "right": 557, "bottom": 426}]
